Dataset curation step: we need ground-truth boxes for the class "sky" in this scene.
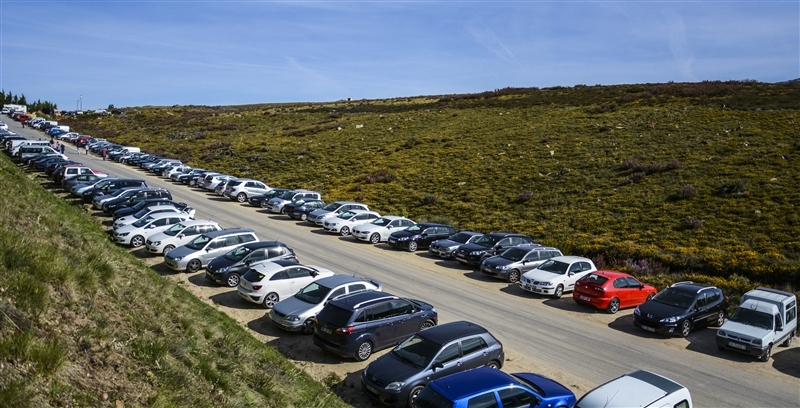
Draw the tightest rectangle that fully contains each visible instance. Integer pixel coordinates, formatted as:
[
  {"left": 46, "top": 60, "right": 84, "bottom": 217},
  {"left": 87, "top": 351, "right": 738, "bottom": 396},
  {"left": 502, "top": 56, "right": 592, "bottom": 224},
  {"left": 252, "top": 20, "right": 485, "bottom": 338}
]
[{"left": 0, "top": 1, "right": 797, "bottom": 110}]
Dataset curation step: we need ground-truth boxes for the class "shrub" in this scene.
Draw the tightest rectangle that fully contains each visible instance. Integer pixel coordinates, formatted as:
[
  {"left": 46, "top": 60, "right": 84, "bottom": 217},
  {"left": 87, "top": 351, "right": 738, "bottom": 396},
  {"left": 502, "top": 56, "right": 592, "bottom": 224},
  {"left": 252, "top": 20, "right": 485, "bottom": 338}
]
[
  {"left": 623, "top": 172, "right": 646, "bottom": 184},
  {"left": 681, "top": 216, "right": 703, "bottom": 229},
  {"left": 677, "top": 185, "right": 697, "bottom": 200},
  {"left": 420, "top": 195, "right": 438, "bottom": 205},
  {"left": 516, "top": 191, "right": 533, "bottom": 204}
]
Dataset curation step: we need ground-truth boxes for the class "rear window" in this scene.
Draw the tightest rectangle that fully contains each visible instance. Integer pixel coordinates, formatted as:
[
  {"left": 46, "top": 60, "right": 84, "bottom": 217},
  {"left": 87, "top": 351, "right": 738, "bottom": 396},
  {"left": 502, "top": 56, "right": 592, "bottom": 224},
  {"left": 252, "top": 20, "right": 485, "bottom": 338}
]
[
  {"left": 582, "top": 273, "right": 609, "bottom": 286},
  {"left": 317, "top": 304, "right": 355, "bottom": 327},
  {"left": 242, "top": 269, "right": 266, "bottom": 282}
]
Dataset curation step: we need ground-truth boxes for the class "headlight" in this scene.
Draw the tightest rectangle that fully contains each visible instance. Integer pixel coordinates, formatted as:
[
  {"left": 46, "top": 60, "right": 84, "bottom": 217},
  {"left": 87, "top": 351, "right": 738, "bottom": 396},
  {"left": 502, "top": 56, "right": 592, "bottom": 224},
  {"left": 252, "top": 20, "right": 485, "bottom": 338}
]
[
  {"left": 172, "top": 256, "right": 183, "bottom": 262},
  {"left": 151, "top": 241, "right": 161, "bottom": 246},
  {"left": 385, "top": 382, "right": 405, "bottom": 391},
  {"left": 469, "top": 250, "right": 484, "bottom": 256},
  {"left": 218, "top": 266, "right": 230, "bottom": 273},
  {"left": 542, "top": 282, "right": 553, "bottom": 287},
  {"left": 398, "top": 236, "right": 409, "bottom": 241},
  {"left": 717, "top": 330, "right": 726, "bottom": 337},
  {"left": 753, "top": 339, "right": 762, "bottom": 346},
  {"left": 119, "top": 232, "right": 130, "bottom": 237},
  {"left": 286, "top": 315, "right": 300, "bottom": 321},
  {"left": 497, "top": 265, "right": 510, "bottom": 270},
  {"left": 660, "top": 316, "right": 678, "bottom": 324},
  {"left": 634, "top": 307, "right": 640, "bottom": 316}
]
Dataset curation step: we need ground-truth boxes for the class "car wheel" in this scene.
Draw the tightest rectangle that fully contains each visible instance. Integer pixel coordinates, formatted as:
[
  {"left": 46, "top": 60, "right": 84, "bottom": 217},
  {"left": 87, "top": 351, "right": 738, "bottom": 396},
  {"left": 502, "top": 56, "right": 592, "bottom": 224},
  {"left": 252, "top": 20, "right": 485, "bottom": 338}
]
[
  {"left": 189, "top": 179, "right": 197, "bottom": 186},
  {"left": 407, "top": 241, "right": 418, "bottom": 252},
  {"left": 486, "top": 360, "right": 501, "bottom": 369},
  {"left": 186, "top": 259, "right": 202, "bottom": 273},
  {"left": 760, "top": 345, "right": 772, "bottom": 362},
  {"left": 263, "top": 292, "right": 279, "bottom": 308},
  {"left": 554, "top": 284, "right": 564, "bottom": 299},
  {"left": 507, "top": 269, "right": 520, "bottom": 284},
  {"left": 354, "top": 340, "right": 373, "bottom": 361},
  {"left": 236, "top": 193, "right": 247, "bottom": 203},
  {"left": 606, "top": 298, "right": 620, "bottom": 314},
  {"left": 407, "top": 386, "right": 425, "bottom": 408},
  {"left": 280, "top": 207, "right": 287, "bottom": 215},
  {"left": 340, "top": 226, "right": 350, "bottom": 236},
  {"left": 226, "top": 274, "right": 240, "bottom": 288},
  {"left": 715, "top": 310, "right": 726, "bottom": 327},
  {"left": 369, "top": 233, "right": 381, "bottom": 244},
  {"left": 679, "top": 320, "right": 692, "bottom": 338},
  {"left": 130, "top": 235, "right": 144, "bottom": 248},
  {"left": 300, "top": 213, "right": 308, "bottom": 221},
  {"left": 261, "top": 200, "right": 269, "bottom": 208},
  {"left": 163, "top": 245, "right": 175, "bottom": 254},
  {"left": 421, "top": 319, "right": 435, "bottom": 330},
  {"left": 301, "top": 319, "right": 315, "bottom": 335},
  {"left": 782, "top": 336, "right": 793, "bottom": 347}
]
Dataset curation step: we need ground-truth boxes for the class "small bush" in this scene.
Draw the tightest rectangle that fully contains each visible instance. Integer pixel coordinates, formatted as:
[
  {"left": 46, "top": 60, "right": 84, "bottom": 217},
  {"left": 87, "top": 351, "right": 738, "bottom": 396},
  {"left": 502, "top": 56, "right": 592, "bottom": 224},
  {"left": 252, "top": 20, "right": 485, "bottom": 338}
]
[
  {"left": 516, "top": 191, "right": 533, "bottom": 203},
  {"left": 682, "top": 216, "right": 703, "bottom": 229},
  {"left": 623, "top": 172, "right": 646, "bottom": 184},
  {"left": 420, "top": 195, "right": 438, "bottom": 205},
  {"left": 677, "top": 185, "right": 697, "bottom": 200}
]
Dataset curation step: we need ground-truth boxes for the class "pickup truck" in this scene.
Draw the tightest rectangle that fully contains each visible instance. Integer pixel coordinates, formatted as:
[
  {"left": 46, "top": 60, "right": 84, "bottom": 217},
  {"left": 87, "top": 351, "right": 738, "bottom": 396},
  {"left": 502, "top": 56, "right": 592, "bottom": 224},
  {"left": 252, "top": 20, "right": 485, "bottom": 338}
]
[{"left": 716, "top": 287, "right": 797, "bottom": 361}]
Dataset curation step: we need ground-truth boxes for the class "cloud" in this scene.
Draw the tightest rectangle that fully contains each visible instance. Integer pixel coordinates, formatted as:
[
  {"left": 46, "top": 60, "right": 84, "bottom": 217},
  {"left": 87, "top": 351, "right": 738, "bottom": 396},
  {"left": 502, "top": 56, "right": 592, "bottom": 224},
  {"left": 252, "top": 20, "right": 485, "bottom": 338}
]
[{"left": 465, "top": 19, "right": 518, "bottom": 65}]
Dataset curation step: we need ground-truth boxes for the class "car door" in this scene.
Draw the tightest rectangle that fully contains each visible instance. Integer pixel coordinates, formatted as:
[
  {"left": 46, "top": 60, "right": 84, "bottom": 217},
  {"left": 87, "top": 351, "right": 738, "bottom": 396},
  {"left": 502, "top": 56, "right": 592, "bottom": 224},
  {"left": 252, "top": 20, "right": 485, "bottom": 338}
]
[
  {"left": 611, "top": 277, "right": 631, "bottom": 308},
  {"left": 388, "top": 299, "right": 421, "bottom": 341},
  {"left": 347, "top": 283, "right": 368, "bottom": 295},
  {"left": 427, "top": 342, "right": 464, "bottom": 380},
  {"left": 459, "top": 336, "right": 491, "bottom": 370},
  {"left": 365, "top": 302, "right": 396, "bottom": 349},
  {"left": 243, "top": 249, "right": 268, "bottom": 265},
  {"left": 625, "top": 277, "right": 648, "bottom": 307},
  {"left": 690, "top": 292, "right": 712, "bottom": 327},
  {"left": 520, "top": 251, "right": 541, "bottom": 273},
  {"left": 286, "top": 267, "right": 317, "bottom": 297}
]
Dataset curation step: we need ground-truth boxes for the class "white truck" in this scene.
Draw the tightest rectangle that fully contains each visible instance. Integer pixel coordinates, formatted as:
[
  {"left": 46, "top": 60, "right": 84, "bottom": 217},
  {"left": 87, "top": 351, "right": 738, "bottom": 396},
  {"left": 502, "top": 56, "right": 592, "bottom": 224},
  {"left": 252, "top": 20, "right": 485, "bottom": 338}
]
[
  {"left": 716, "top": 287, "right": 797, "bottom": 361},
  {"left": 575, "top": 370, "right": 692, "bottom": 408},
  {"left": 2, "top": 104, "right": 27, "bottom": 114}
]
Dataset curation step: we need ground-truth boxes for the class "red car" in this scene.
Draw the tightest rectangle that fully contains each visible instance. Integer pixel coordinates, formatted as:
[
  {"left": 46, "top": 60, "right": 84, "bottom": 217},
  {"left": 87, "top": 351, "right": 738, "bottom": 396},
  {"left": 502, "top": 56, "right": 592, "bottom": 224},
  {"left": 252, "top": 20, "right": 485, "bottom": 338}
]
[{"left": 573, "top": 270, "right": 657, "bottom": 314}]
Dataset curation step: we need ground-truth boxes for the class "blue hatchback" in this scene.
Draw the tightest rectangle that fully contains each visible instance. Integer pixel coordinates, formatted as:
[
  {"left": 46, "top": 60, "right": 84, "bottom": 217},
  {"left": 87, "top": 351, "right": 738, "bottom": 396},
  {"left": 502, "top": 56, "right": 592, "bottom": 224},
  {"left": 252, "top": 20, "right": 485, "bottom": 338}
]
[{"left": 413, "top": 367, "right": 576, "bottom": 408}]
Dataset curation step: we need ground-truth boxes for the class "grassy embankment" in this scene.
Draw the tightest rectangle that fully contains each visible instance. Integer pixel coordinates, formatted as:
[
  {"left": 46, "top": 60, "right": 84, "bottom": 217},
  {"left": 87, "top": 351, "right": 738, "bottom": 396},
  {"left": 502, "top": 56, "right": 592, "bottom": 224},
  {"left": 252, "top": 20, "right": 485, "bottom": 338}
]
[{"left": 0, "top": 155, "right": 348, "bottom": 407}]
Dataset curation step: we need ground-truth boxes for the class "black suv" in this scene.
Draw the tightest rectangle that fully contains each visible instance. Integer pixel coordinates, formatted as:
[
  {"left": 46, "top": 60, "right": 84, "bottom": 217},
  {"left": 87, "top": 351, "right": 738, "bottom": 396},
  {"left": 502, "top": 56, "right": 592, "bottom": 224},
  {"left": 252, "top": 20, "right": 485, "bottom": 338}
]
[
  {"left": 313, "top": 291, "right": 438, "bottom": 361},
  {"left": 387, "top": 223, "right": 456, "bottom": 252},
  {"left": 453, "top": 232, "right": 535, "bottom": 267},
  {"left": 633, "top": 281, "right": 729, "bottom": 337},
  {"left": 205, "top": 241, "right": 298, "bottom": 287}
]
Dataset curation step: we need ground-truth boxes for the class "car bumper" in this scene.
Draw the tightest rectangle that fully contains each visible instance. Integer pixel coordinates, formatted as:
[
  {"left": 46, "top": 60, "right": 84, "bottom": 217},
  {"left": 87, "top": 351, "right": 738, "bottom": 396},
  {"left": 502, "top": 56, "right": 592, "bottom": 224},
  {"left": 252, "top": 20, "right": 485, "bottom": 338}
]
[
  {"left": 386, "top": 237, "right": 409, "bottom": 249},
  {"left": 573, "top": 293, "right": 611, "bottom": 310},
  {"left": 454, "top": 254, "right": 482, "bottom": 265},
  {"left": 715, "top": 336, "right": 768, "bottom": 357},
  {"left": 361, "top": 374, "right": 404, "bottom": 407},
  {"left": 352, "top": 231, "right": 372, "bottom": 241},
  {"left": 145, "top": 243, "right": 164, "bottom": 254},
  {"left": 519, "top": 283, "right": 557, "bottom": 295},
  {"left": 205, "top": 270, "right": 230, "bottom": 286},
  {"left": 113, "top": 234, "right": 133, "bottom": 245},
  {"left": 480, "top": 265, "right": 509, "bottom": 279},
  {"left": 269, "top": 310, "right": 304, "bottom": 332},
  {"left": 164, "top": 258, "right": 187, "bottom": 271},
  {"left": 312, "top": 333, "right": 352, "bottom": 358},
  {"left": 632, "top": 316, "right": 681, "bottom": 336},
  {"left": 428, "top": 247, "right": 456, "bottom": 258},
  {"left": 237, "top": 287, "right": 263, "bottom": 305}
]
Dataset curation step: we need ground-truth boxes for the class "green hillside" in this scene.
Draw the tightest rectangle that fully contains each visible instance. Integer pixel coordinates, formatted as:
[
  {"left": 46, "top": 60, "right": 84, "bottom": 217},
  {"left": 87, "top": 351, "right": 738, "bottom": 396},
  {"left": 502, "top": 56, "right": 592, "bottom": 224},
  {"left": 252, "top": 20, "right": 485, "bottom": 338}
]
[{"left": 59, "top": 81, "right": 800, "bottom": 286}]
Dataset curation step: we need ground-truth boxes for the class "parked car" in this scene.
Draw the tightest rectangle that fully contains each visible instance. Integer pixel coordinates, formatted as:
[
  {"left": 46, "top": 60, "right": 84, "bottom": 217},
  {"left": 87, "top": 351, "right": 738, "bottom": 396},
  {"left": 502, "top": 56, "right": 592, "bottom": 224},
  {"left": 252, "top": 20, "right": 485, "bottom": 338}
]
[
  {"left": 205, "top": 241, "right": 298, "bottom": 287},
  {"left": 264, "top": 189, "right": 321, "bottom": 213},
  {"left": 387, "top": 223, "right": 456, "bottom": 252},
  {"left": 573, "top": 270, "right": 658, "bottom": 314},
  {"left": 323, "top": 210, "right": 381, "bottom": 236},
  {"left": 480, "top": 245, "right": 563, "bottom": 283},
  {"left": 352, "top": 216, "right": 417, "bottom": 244},
  {"left": 633, "top": 281, "right": 729, "bottom": 337},
  {"left": 201, "top": 173, "right": 229, "bottom": 191},
  {"left": 92, "top": 187, "right": 143, "bottom": 210},
  {"left": 145, "top": 219, "right": 222, "bottom": 255},
  {"left": 247, "top": 188, "right": 290, "bottom": 208},
  {"left": 215, "top": 178, "right": 239, "bottom": 196},
  {"left": 112, "top": 212, "right": 191, "bottom": 247},
  {"left": 103, "top": 188, "right": 173, "bottom": 213},
  {"left": 453, "top": 232, "right": 535, "bottom": 267},
  {"left": 237, "top": 261, "right": 334, "bottom": 308},
  {"left": 284, "top": 199, "right": 327, "bottom": 221},
  {"left": 362, "top": 321, "right": 505, "bottom": 407},
  {"left": 574, "top": 370, "right": 692, "bottom": 408},
  {"left": 313, "top": 291, "right": 438, "bottom": 361},
  {"left": 112, "top": 203, "right": 194, "bottom": 229},
  {"left": 81, "top": 178, "right": 147, "bottom": 203},
  {"left": 270, "top": 275, "right": 382, "bottom": 334},
  {"left": 70, "top": 177, "right": 106, "bottom": 197},
  {"left": 519, "top": 256, "right": 598, "bottom": 298},
  {"left": 428, "top": 231, "right": 483, "bottom": 259},
  {"left": 307, "top": 201, "right": 370, "bottom": 226},
  {"left": 63, "top": 174, "right": 105, "bottom": 190},
  {"left": 164, "top": 228, "right": 259, "bottom": 273},
  {"left": 413, "top": 367, "right": 576, "bottom": 408},
  {"left": 224, "top": 178, "right": 270, "bottom": 202},
  {"left": 111, "top": 198, "right": 176, "bottom": 220}
]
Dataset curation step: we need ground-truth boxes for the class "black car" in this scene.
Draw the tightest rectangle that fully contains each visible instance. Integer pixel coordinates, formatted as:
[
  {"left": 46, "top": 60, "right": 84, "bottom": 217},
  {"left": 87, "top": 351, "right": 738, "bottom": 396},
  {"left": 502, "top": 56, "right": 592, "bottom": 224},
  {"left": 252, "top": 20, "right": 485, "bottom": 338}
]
[
  {"left": 453, "top": 232, "right": 535, "bottom": 267},
  {"left": 633, "top": 281, "right": 729, "bottom": 337},
  {"left": 285, "top": 199, "right": 327, "bottom": 220},
  {"left": 387, "top": 223, "right": 456, "bottom": 252},
  {"left": 205, "top": 241, "right": 298, "bottom": 287},
  {"left": 428, "top": 231, "right": 484, "bottom": 259},
  {"left": 313, "top": 291, "right": 438, "bottom": 361},
  {"left": 248, "top": 188, "right": 290, "bottom": 208},
  {"left": 81, "top": 178, "right": 147, "bottom": 203},
  {"left": 361, "top": 321, "right": 505, "bottom": 408},
  {"left": 103, "top": 188, "right": 173, "bottom": 213},
  {"left": 111, "top": 198, "right": 176, "bottom": 220}
]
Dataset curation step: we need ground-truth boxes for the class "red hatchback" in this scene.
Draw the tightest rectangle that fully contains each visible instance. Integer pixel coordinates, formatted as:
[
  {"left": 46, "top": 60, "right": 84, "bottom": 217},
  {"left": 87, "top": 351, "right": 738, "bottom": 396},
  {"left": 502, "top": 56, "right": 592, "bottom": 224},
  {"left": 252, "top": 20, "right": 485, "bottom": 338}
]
[{"left": 573, "top": 270, "right": 657, "bottom": 314}]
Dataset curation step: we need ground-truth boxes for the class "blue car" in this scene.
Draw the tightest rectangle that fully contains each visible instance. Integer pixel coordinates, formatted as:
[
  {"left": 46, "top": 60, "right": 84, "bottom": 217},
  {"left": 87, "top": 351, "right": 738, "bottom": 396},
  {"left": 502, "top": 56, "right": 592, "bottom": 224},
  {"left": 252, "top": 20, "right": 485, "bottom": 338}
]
[{"left": 413, "top": 367, "right": 576, "bottom": 408}]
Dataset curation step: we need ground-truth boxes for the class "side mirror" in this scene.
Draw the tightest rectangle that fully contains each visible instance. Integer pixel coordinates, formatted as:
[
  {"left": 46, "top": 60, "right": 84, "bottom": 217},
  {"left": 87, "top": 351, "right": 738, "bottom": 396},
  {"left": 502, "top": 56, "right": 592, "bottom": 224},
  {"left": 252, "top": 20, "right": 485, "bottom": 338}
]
[
  {"left": 432, "top": 362, "right": 443, "bottom": 371},
  {"left": 177, "top": 234, "right": 184, "bottom": 239}
]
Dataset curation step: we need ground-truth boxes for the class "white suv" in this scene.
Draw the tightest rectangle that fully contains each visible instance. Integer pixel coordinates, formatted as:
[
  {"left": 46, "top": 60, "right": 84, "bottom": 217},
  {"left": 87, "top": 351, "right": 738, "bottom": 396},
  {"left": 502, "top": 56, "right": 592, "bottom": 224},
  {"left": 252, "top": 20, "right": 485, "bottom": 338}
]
[
  {"left": 145, "top": 219, "right": 222, "bottom": 254},
  {"left": 224, "top": 179, "right": 270, "bottom": 202}
]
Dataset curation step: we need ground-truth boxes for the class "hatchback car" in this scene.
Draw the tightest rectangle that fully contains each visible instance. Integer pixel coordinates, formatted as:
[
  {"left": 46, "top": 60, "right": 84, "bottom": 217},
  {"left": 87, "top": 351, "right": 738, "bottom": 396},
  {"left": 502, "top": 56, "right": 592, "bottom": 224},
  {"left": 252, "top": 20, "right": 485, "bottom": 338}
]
[
  {"left": 164, "top": 228, "right": 259, "bottom": 273},
  {"left": 362, "top": 321, "right": 505, "bottom": 408},
  {"left": 308, "top": 201, "right": 370, "bottom": 226},
  {"left": 352, "top": 216, "right": 417, "bottom": 244},
  {"left": 264, "top": 189, "right": 322, "bottom": 213},
  {"left": 480, "top": 245, "right": 562, "bottom": 283},
  {"left": 323, "top": 210, "right": 381, "bottom": 236},
  {"left": 633, "top": 281, "right": 729, "bottom": 337},
  {"left": 247, "top": 188, "right": 290, "bottom": 208},
  {"left": 387, "top": 223, "right": 456, "bottom": 252},
  {"left": 270, "top": 275, "right": 382, "bottom": 334},
  {"left": 428, "top": 231, "right": 483, "bottom": 259},
  {"left": 205, "top": 241, "right": 298, "bottom": 287},
  {"left": 145, "top": 219, "right": 222, "bottom": 255},
  {"left": 413, "top": 367, "right": 576, "bottom": 408},
  {"left": 113, "top": 212, "right": 191, "bottom": 247},
  {"left": 112, "top": 204, "right": 192, "bottom": 229},
  {"left": 237, "top": 261, "right": 334, "bottom": 308},
  {"left": 519, "top": 256, "right": 597, "bottom": 298},
  {"left": 313, "top": 291, "right": 438, "bottom": 361},
  {"left": 573, "top": 270, "right": 658, "bottom": 314},
  {"left": 285, "top": 199, "right": 327, "bottom": 221},
  {"left": 453, "top": 232, "right": 535, "bottom": 267}
]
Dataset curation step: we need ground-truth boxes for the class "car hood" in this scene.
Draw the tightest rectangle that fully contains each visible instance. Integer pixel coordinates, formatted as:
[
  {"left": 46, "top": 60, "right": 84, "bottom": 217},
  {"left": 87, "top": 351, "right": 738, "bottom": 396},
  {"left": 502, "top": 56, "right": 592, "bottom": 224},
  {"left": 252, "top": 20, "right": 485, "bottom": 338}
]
[
  {"left": 389, "top": 230, "right": 417, "bottom": 239},
  {"left": 366, "top": 353, "right": 424, "bottom": 385},
  {"left": 114, "top": 223, "right": 142, "bottom": 234},
  {"left": 458, "top": 243, "right": 491, "bottom": 252},
  {"left": 207, "top": 256, "right": 238, "bottom": 270},
  {"left": 308, "top": 209, "right": 332, "bottom": 217},
  {"left": 482, "top": 256, "right": 515, "bottom": 268},
  {"left": 272, "top": 295, "right": 319, "bottom": 317},
  {"left": 431, "top": 239, "right": 461, "bottom": 248},
  {"left": 636, "top": 300, "right": 687, "bottom": 319},
  {"left": 353, "top": 223, "right": 385, "bottom": 233},
  {"left": 166, "top": 245, "right": 200, "bottom": 259},
  {"left": 521, "top": 269, "right": 563, "bottom": 282},
  {"left": 719, "top": 320, "right": 771, "bottom": 339}
]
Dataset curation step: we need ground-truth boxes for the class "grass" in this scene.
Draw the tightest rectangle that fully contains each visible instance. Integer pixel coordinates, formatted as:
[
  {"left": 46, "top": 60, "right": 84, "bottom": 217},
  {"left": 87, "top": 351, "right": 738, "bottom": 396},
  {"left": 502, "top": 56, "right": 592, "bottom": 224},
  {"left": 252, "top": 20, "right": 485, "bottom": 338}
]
[
  {"left": 56, "top": 80, "right": 800, "bottom": 288},
  {"left": 0, "top": 155, "right": 349, "bottom": 407}
]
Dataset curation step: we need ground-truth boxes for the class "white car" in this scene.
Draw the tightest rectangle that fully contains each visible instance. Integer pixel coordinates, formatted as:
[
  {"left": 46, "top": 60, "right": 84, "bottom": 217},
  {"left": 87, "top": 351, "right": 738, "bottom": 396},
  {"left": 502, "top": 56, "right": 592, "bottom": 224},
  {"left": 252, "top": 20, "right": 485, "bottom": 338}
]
[
  {"left": 519, "top": 256, "right": 597, "bottom": 298},
  {"left": 224, "top": 178, "right": 270, "bottom": 202},
  {"left": 113, "top": 212, "right": 191, "bottom": 247},
  {"left": 352, "top": 215, "right": 416, "bottom": 244},
  {"left": 308, "top": 201, "right": 370, "bottom": 226},
  {"left": 145, "top": 219, "right": 222, "bottom": 255},
  {"left": 322, "top": 210, "right": 381, "bottom": 236},
  {"left": 112, "top": 204, "right": 190, "bottom": 230},
  {"left": 237, "top": 261, "right": 335, "bottom": 308}
]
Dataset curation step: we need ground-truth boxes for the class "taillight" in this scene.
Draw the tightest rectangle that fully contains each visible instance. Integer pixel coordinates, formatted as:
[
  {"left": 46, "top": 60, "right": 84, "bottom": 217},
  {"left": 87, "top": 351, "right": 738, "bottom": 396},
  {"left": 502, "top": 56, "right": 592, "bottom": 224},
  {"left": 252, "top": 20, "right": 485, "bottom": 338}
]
[
  {"left": 335, "top": 325, "right": 355, "bottom": 335},
  {"left": 594, "top": 286, "right": 604, "bottom": 292},
  {"left": 253, "top": 285, "right": 262, "bottom": 290}
]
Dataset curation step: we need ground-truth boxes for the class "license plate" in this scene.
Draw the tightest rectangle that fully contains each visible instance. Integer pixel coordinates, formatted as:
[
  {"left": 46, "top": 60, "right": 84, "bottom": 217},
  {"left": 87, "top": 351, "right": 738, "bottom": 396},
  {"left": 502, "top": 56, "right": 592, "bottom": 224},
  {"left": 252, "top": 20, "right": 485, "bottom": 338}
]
[
  {"left": 320, "top": 326, "right": 332, "bottom": 334},
  {"left": 532, "top": 288, "right": 543, "bottom": 293},
  {"left": 579, "top": 295, "right": 591, "bottom": 301},
  {"left": 388, "top": 239, "right": 395, "bottom": 244},
  {"left": 728, "top": 341, "right": 746, "bottom": 350},
  {"left": 641, "top": 325, "right": 655, "bottom": 332},
  {"left": 523, "top": 284, "right": 532, "bottom": 290},
  {"left": 366, "top": 385, "right": 378, "bottom": 395}
]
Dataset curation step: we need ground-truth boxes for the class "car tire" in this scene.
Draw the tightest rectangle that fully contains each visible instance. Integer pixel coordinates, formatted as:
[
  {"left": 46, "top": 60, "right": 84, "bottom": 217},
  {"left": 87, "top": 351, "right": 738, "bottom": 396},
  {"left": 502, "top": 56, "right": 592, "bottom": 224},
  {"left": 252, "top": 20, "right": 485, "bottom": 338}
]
[
  {"left": 340, "top": 226, "right": 350, "bottom": 236},
  {"left": 236, "top": 193, "right": 247, "bottom": 203},
  {"left": 280, "top": 207, "right": 287, "bottom": 215},
  {"left": 421, "top": 319, "right": 435, "bottom": 330},
  {"left": 189, "top": 179, "right": 197, "bottom": 187},
  {"left": 507, "top": 269, "right": 520, "bottom": 284},
  {"left": 606, "top": 298, "right": 620, "bottom": 314},
  {"left": 354, "top": 340, "right": 373, "bottom": 361},
  {"left": 369, "top": 233, "right": 381, "bottom": 244},
  {"left": 301, "top": 319, "right": 315, "bottom": 335},
  {"left": 226, "top": 274, "right": 240, "bottom": 288},
  {"left": 163, "top": 244, "right": 175, "bottom": 254},
  {"left": 486, "top": 360, "right": 501, "bottom": 369},
  {"left": 407, "top": 241, "right": 418, "bottom": 252},
  {"left": 760, "top": 345, "right": 772, "bottom": 362},
  {"left": 715, "top": 310, "right": 726, "bottom": 327},
  {"left": 407, "top": 386, "right": 425, "bottom": 408},
  {"left": 554, "top": 284, "right": 564, "bottom": 299},
  {"left": 130, "top": 235, "right": 144, "bottom": 248},
  {"left": 186, "top": 259, "right": 202, "bottom": 273},
  {"left": 300, "top": 213, "right": 308, "bottom": 221},
  {"left": 679, "top": 320, "right": 692, "bottom": 338},
  {"left": 782, "top": 336, "right": 793, "bottom": 347},
  {"left": 263, "top": 292, "right": 279, "bottom": 308}
]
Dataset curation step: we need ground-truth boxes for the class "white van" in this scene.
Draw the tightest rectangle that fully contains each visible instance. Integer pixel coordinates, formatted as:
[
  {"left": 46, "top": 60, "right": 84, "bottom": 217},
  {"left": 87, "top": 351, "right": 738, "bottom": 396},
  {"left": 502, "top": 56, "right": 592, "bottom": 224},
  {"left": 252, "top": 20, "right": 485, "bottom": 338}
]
[
  {"left": 575, "top": 370, "right": 692, "bottom": 408},
  {"left": 9, "top": 139, "right": 51, "bottom": 154}
]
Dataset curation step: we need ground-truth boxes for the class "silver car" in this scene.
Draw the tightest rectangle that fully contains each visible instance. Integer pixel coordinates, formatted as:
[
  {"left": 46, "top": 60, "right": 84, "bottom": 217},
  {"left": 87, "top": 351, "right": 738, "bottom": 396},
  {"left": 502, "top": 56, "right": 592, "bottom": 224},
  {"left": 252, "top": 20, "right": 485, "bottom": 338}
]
[
  {"left": 429, "top": 231, "right": 484, "bottom": 259},
  {"left": 480, "top": 245, "right": 563, "bottom": 283},
  {"left": 164, "top": 228, "right": 259, "bottom": 273},
  {"left": 145, "top": 219, "right": 222, "bottom": 255},
  {"left": 307, "top": 201, "right": 369, "bottom": 226}
]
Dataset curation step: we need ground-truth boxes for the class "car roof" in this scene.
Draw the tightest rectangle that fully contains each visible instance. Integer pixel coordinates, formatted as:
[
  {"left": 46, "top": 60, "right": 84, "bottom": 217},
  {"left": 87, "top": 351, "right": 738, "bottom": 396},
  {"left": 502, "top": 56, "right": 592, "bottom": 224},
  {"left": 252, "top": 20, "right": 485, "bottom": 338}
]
[
  {"left": 577, "top": 370, "right": 684, "bottom": 408},
  {"left": 201, "top": 228, "right": 256, "bottom": 238},
  {"left": 417, "top": 321, "right": 489, "bottom": 344},
  {"left": 176, "top": 219, "right": 218, "bottom": 227},
  {"left": 141, "top": 212, "right": 188, "bottom": 220},
  {"left": 315, "top": 274, "right": 370, "bottom": 287},
  {"left": 667, "top": 281, "right": 716, "bottom": 292},
  {"left": 588, "top": 270, "right": 631, "bottom": 279},
  {"left": 429, "top": 367, "right": 519, "bottom": 400},
  {"left": 485, "top": 231, "right": 529, "bottom": 238},
  {"left": 240, "top": 241, "right": 288, "bottom": 250},
  {"left": 329, "top": 290, "right": 397, "bottom": 310},
  {"left": 250, "top": 259, "right": 306, "bottom": 273},
  {"left": 550, "top": 255, "right": 592, "bottom": 263},
  {"left": 415, "top": 222, "right": 452, "bottom": 228},
  {"left": 380, "top": 215, "right": 409, "bottom": 220}
]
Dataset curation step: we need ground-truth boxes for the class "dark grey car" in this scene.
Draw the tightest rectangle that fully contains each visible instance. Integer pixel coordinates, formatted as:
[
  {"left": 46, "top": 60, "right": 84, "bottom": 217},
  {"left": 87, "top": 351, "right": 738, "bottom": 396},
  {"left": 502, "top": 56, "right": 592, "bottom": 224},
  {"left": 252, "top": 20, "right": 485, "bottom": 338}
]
[{"left": 480, "top": 245, "right": 563, "bottom": 283}]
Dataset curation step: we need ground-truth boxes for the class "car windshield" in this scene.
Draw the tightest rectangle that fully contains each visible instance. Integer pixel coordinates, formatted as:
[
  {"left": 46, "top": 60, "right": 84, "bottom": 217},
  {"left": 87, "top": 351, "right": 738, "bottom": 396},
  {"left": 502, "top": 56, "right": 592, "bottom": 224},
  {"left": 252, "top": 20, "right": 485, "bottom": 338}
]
[
  {"left": 500, "top": 247, "right": 530, "bottom": 262},
  {"left": 448, "top": 232, "right": 479, "bottom": 244},
  {"left": 537, "top": 260, "right": 569, "bottom": 274},
  {"left": 370, "top": 217, "right": 392, "bottom": 226},
  {"left": 472, "top": 235, "right": 500, "bottom": 247},
  {"left": 132, "top": 215, "right": 155, "bottom": 228},
  {"left": 224, "top": 246, "right": 252, "bottom": 262},
  {"left": 651, "top": 288, "right": 696, "bottom": 309},
  {"left": 278, "top": 190, "right": 296, "bottom": 200},
  {"left": 131, "top": 201, "right": 149, "bottom": 211},
  {"left": 163, "top": 223, "right": 186, "bottom": 236},
  {"left": 404, "top": 224, "right": 423, "bottom": 233},
  {"left": 185, "top": 234, "right": 211, "bottom": 250},
  {"left": 132, "top": 208, "right": 151, "bottom": 219},
  {"left": 294, "top": 282, "right": 333, "bottom": 304},
  {"left": 510, "top": 374, "right": 547, "bottom": 398},
  {"left": 337, "top": 211, "right": 357, "bottom": 220},
  {"left": 391, "top": 335, "right": 441, "bottom": 369},
  {"left": 728, "top": 308, "right": 774, "bottom": 330},
  {"left": 322, "top": 203, "right": 342, "bottom": 211}
]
